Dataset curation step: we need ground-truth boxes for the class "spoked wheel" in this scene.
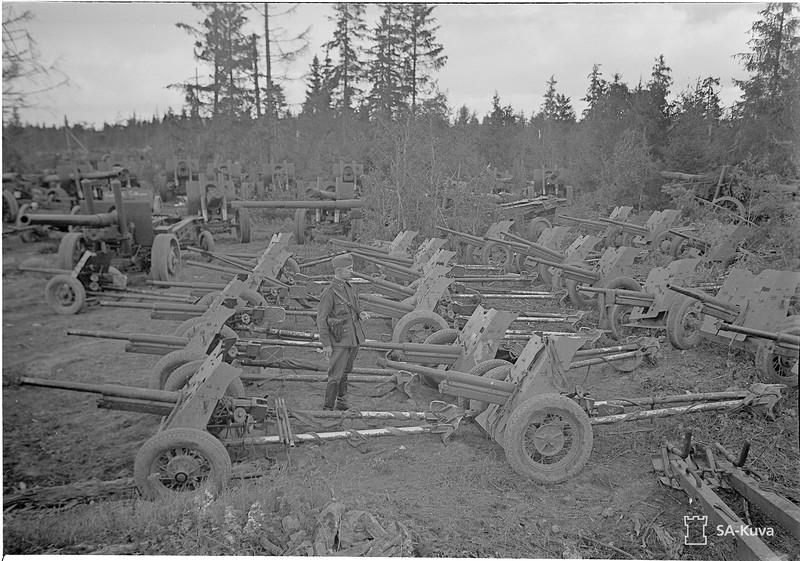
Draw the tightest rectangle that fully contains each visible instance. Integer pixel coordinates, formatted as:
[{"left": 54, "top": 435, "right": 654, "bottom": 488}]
[
  {"left": 294, "top": 209, "right": 311, "bottom": 244},
  {"left": 235, "top": 208, "right": 251, "bottom": 243},
  {"left": 134, "top": 427, "right": 232, "bottom": 500},
  {"left": 458, "top": 361, "right": 513, "bottom": 415},
  {"left": 666, "top": 294, "right": 704, "bottom": 349},
  {"left": 151, "top": 234, "right": 182, "bottom": 281},
  {"left": 57, "top": 232, "right": 88, "bottom": 270},
  {"left": 503, "top": 394, "right": 593, "bottom": 484},
  {"left": 608, "top": 305, "right": 640, "bottom": 341},
  {"left": 480, "top": 241, "right": 514, "bottom": 272},
  {"left": 652, "top": 230, "right": 674, "bottom": 255},
  {"left": 44, "top": 274, "right": 86, "bottom": 315},
  {"left": 755, "top": 316, "right": 799, "bottom": 387},
  {"left": 392, "top": 309, "right": 450, "bottom": 343},
  {"left": 198, "top": 230, "right": 215, "bottom": 262}
]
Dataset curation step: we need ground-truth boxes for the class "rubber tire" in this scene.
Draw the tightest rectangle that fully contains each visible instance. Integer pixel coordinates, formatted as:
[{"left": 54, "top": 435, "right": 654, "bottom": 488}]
[
  {"left": 392, "top": 309, "right": 450, "bottom": 344},
  {"left": 503, "top": 393, "right": 593, "bottom": 485},
  {"left": 294, "top": 208, "right": 310, "bottom": 244},
  {"left": 480, "top": 241, "right": 514, "bottom": 272},
  {"left": 538, "top": 262, "right": 554, "bottom": 286},
  {"left": 567, "top": 278, "right": 597, "bottom": 309},
  {"left": 151, "top": 234, "right": 182, "bottom": 281},
  {"left": 164, "top": 359, "right": 245, "bottom": 397},
  {"left": 670, "top": 236, "right": 690, "bottom": 259},
  {"left": 199, "top": 230, "right": 215, "bottom": 262},
  {"left": 57, "top": 232, "right": 88, "bottom": 270},
  {"left": 666, "top": 294, "right": 705, "bottom": 350},
  {"left": 419, "top": 328, "right": 461, "bottom": 387},
  {"left": 464, "top": 244, "right": 479, "bottom": 265},
  {"left": 652, "top": 230, "right": 673, "bottom": 255},
  {"left": 458, "top": 360, "right": 513, "bottom": 414},
  {"left": 529, "top": 217, "right": 551, "bottom": 241},
  {"left": 149, "top": 348, "right": 206, "bottom": 390},
  {"left": 134, "top": 427, "right": 231, "bottom": 501},
  {"left": 236, "top": 208, "right": 251, "bottom": 243},
  {"left": 45, "top": 274, "right": 86, "bottom": 315},
  {"left": 596, "top": 275, "right": 642, "bottom": 316},
  {"left": 608, "top": 304, "right": 638, "bottom": 341},
  {"left": 755, "top": 316, "right": 800, "bottom": 387},
  {"left": 3, "top": 190, "right": 19, "bottom": 223}
]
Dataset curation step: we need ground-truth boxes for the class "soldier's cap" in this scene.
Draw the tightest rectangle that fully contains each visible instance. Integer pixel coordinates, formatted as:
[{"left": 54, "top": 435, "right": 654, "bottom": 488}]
[{"left": 331, "top": 253, "right": 354, "bottom": 269}]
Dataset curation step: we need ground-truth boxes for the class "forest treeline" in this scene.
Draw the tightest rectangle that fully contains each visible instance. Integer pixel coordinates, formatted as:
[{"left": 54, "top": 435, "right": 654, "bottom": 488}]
[{"left": 3, "top": 3, "right": 798, "bottom": 224}]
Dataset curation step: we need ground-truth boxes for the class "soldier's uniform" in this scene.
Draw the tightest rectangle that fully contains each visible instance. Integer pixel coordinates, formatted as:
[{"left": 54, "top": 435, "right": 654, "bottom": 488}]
[{"left": 317, "top": 254, "right": 365, "bottom": 410}]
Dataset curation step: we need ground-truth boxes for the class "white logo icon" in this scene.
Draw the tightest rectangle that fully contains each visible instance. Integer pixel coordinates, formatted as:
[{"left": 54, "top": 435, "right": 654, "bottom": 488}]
[{"left": 684, "top": 515, "right": 708, "bottom": 546}]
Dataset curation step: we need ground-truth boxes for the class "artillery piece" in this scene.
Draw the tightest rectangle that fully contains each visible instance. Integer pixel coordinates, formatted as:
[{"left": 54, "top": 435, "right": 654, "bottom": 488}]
[
  {"left": 17, "top": 180, "right": 189, "bottom": 283},
  {"left": 435, "top": 221, "right": 515, "bottom": 268},
  {"left": 494, "top": 195, "right": 569, "bottom": 240},
  {"left": 376, "top": 332, "right": 773, "bottom": 485},
  {"left": 599, "top": 208, "right": 682, "bottom": 251},
  {"left": 181, "top": 172, "right": 252, "bottom": 243},
  {"left": 329, "top": 230, "right": 419, "bottom": 259},
  {"left": 666, "top": 268, "right": 800, "bottom": 386},
  {"left": 231, "top": 178, "right": 363, "bottom": 245},
  {"left": 578, "top": 258, "right": 703, "bottom": 340},
  {"left": 555, "top": 206, "right": 633, "bottom": 242},
  {"left": 668, "top": 221, "right": 750, "bottom": 266},
  {"left": 159, "top": 156, "right": 200, "bottom": 202}
]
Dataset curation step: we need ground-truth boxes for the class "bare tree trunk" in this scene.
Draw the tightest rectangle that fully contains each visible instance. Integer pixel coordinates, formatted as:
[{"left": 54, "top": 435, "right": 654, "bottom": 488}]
[
  {"left": 252, "top": 35, "right": 261, "bottom": 118},
  {"left": 263, "top": 2, "right": 273, "bottom": 163}
]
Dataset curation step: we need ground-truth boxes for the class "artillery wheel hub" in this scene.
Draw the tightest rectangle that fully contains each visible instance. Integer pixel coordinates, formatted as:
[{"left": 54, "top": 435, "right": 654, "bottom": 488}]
[{"left": 532, "top": 423, "right": 566, "bottom": 456}]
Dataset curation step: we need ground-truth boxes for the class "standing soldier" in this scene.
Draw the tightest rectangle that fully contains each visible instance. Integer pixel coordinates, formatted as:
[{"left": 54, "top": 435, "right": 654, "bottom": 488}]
[{"left": 317, "top": 253, "right": 370, "bottom": 410}]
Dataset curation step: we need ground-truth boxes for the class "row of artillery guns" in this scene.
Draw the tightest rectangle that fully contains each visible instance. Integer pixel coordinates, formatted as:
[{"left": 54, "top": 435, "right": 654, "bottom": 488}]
[{"left": 19, "top": 229, "right": 789, "bottom": 499}]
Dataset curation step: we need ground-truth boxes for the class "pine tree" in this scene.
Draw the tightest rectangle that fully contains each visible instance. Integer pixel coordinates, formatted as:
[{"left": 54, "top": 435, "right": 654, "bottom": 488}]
[
  {"left": 581, "top": 64, "right": 607, "bottom": 119},
  {"left": 364, "top": 4, "right": 407, "bottom": 119},
  {"left": 401, "top": 4, "right": 446, "bottom": 113},
  {"left": 323, "top": 3, "right": 369, "bottom": 112},
  {"left": 554, "top": 94, "right": 576, "bottom": 123},
  {"left": 733, "top": 3, "right": 799, "bottom": 173},
  {"left": 540, "top": 76, "right": 559, "bottom": 120},
  {"left": 302, "top": 55, "right": 331, "bottom": 115}
]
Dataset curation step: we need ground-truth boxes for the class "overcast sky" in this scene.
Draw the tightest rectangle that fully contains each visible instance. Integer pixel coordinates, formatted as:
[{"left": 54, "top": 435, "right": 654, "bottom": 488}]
[{"left": 9, "top": 2, "right": 764, "bottom": 128}]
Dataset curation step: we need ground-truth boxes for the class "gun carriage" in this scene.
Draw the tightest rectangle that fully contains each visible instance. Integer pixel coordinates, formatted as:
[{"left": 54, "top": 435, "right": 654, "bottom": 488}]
[{"left": 599, "top": 209, "right": 682, "bottom": 251}]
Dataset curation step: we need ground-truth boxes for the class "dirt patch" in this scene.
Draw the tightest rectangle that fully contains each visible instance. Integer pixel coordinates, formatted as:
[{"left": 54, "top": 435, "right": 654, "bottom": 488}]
[{"left": 2, "top": 225, "right": 798, "bottom": 558}]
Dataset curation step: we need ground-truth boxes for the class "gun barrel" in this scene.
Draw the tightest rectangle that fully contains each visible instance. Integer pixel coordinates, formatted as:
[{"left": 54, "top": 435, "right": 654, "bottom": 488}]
[
  {"left": 19, "top": 211, "right": 118, "bottom": 227},
  {"left": 305, "top": 187, "right": 337, "bottom": 200},
  {"left": 717, "top": 323, "right": 800, "bottom": 347},
  {"left": 352, "top": 252, "right": 420, "bottom": 277},
  {"left": 434, "top": 225, "right": 483, "bottom": 245},
  {"left": 100, "top": 301, "right": 205, "bottom": 313},
  {"left": 20, "top": 377, "right": 179, "bottom": 403},
  {"left": 67, "top": 328, "right": 189, "bottom": 347},
  {"left": 231, "top": 199, "right": 363, "bottom": 210},
  {"left": 667, "top": 284, "right": 739, "bottom": 313},
  {"left": 352, "top": 272, "right": 415, "bottom": 298},
  {"left": 360, "top": 293, "right": 415, "bottom": 314},
  {"left": 376, "top": 358, "right": 516, "bottom": 395}
]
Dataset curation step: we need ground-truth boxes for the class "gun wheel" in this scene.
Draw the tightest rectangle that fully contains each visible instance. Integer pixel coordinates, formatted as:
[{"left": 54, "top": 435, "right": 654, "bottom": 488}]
[
  {"left": 57, "top": 232, "right": 88, "bottom": 270},
  {"left": 608, "top": 305, "right": 639, "bottom": 341},
  {"left": 45, "top": 274, "right": 86, "bottom": 315},
  {"left": 567, "top": 279, "right": 597, "bottom": 309},
  {"left": 150, "top": 348, "right": 206, "bottom": 390},
  {"left": 528, "top": 217, "right": 551, "bottom": 241},
  {"left": 198, "top": 230, "right": 215, "bottom": 261},
  {"left": 755, "top": 316, "right": 800, "bottom": 387},
  {"left": 652, "top": 230, "right": 674, "bottom": 254},
  {"left": 666, "top": 294, "right": 704, "bottom": 349},
  {"left": 134, "top": 427, "right": 231, "bottom": 501},
  {"left": 480, "top": 241, "right": 514, "bottom": 272},
  {"left": 294, "top": 209, "right": 311, "bottom": 244},
  {"left": 152, "top": 234, "right": 182, "bottom": 281},
  {"left": 464, "top": 244, "right": 479, "bottom": 265},
  {"left": 419, "top": 328, "right": 460, "bottom": 387},
  {"left": 392, "top": 309, "right": 449, "bottom": 344},
  {"left": 503, "top": 393, "right": 593, "bottom": 484}
]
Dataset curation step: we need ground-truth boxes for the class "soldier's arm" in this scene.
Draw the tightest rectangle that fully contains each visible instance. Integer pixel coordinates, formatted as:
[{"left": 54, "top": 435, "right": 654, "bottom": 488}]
[{"left": 317, "top": 288, "right": 334, "bottom": 347}]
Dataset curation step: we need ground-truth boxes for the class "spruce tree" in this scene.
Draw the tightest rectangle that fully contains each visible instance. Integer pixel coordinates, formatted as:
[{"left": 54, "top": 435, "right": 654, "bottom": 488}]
[
  {"left": 323, "top": 3, "right": 369, "bottom": 112},
  {"left": 401, "top": 4, "right": 446, "bottom": 113}
]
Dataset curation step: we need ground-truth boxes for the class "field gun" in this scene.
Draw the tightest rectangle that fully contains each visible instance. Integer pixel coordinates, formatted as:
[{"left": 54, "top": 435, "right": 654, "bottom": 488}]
[
  {"left": 16, "top": 181, "right": 193, "bottom": 286},
  {"left": 374, "top": 332, "right": 775, "bottom": 485},
  {"left": 666, "top": 268, "right": 800, "bottom": 386},
  {"left": 578, "top": 258, "right": 703, "bottom": 340},
  {"left": 494, "top": 195, "right": 569, "bottom": 239},
  {"left": 668, "top": 221, "right": 750, "bottom": 266},
  {"left": 435, "top": 220, "right": 515, "bottom": 267},
  {"left": 554, "top": 206, "right": 633, "bottom": 239},
  {"left": 232, "top": 179, "right": 363, "bottom": 244},
  {"left": 599, "top": 208, "right": 681, "bottom": 251},
  {"left": 328, "top": 230, "right": 418, "bottom": 257}
]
